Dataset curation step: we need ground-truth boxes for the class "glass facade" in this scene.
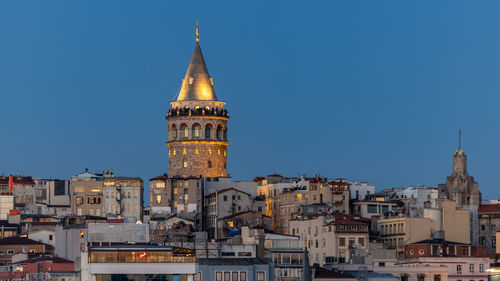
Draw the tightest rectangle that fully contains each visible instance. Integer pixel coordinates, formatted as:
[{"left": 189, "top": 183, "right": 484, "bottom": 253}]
[
  {"left": 95, "top": 274, "right": 191, "bottom": 281},
  {"left": 89, "top": 249, "right": 196, "bottom": 263}
]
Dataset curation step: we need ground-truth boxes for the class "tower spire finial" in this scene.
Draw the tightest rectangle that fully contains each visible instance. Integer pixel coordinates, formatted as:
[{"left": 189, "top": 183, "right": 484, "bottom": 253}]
[
  {"left": 196, "top": 18, "right": 199, "bottom": 42},
  {"left": 459, "top": 129, "right": 462, "bottom": 149}
]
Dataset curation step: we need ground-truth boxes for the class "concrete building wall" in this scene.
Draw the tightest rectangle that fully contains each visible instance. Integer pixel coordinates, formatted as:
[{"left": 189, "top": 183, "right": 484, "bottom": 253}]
[
  {"left": 27, "top": 230, "right": 55, "bottom": 247},
  {"left": 349, "top": 181, "right": 375, "bottom": 201},
  {"left": 442, "top": 200, "right": 470, "bottom": 244}
]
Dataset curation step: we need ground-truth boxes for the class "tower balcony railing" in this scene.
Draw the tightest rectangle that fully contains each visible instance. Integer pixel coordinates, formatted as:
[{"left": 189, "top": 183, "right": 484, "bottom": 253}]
[{"left": 167, "top": 107, "right": 229, "bottom": 118}]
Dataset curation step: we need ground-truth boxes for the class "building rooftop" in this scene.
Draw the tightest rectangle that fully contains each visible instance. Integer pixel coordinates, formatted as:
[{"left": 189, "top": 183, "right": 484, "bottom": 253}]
[
  {"left": 175, "top": 41, "right": 218, "bottom": 102},
  {"left": 0, "top": 236, "right": 48, "bottom": 246},
  {"left": 205, "top": 187, "right": 251, "bottom": 198},
  {"left": 479, "top": 204, "right": 500, "bottom": 213},
  {"left": 14, "top": 256, "right": 74, "bottom": 264},
  {"left": 198, "top": 258, "right": 268, "bottom": 265},
  {"left": 314, "top": 267, "right": 355, "bottom": 279}
]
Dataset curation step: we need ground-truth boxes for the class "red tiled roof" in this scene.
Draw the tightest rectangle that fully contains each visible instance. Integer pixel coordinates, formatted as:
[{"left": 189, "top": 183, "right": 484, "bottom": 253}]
[
  {"left": 220, "top": 210, "right": 255, "bottom": 220},
  {"left": 150, "top": 174, "right": 168, "bottom": 181},
  {"left": 479, "top": 204, "right": 500, "bottom": 214},
  {"left": 14, "top": 256, "right": 74, "bottom": 264},
  {"left": 0, "top": 236, "right": 47, "bottom": 246},
  {"left": 205, "top": 188, "right": 251, "bottom": 197},
  {"left": 331, "top": 219, "right": 367, "bottom": 226}
]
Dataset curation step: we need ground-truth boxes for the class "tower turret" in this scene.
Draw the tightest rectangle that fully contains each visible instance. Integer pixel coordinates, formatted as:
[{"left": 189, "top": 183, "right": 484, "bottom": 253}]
[{"left": 166, "top": 23, "right": 229, "bottom": 178}]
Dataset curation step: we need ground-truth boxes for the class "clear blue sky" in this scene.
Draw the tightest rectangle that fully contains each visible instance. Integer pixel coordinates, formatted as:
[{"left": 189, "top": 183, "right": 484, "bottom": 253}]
[{"left": 1, "top": 1, "right": 499, "bottom": 200}]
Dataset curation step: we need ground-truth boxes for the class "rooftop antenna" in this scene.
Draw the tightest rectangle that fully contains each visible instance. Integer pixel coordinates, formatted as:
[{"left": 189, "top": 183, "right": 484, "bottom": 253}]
[
  {"left": 459, "top": 129, "right": 462, "bottom": 149},
  {"left": 196, "top": 18, "right": 200, "bottom": 42}
]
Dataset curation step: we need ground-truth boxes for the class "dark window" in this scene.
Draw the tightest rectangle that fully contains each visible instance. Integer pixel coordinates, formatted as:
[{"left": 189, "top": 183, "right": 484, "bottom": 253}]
[
  {"left": 434, "top": 275, "right": 441, "bottom": 281},
  {"left": 379, "top": 262, "right": 385, "bottom": 267},
  {"left": 208, "top": 160, "right": 212, "bottom": 168},
  {"left": 367, "top": 204, "right": 377, "bottom": 213},
  {"left": 54, "top": 180, "right": 67, "bottom": 195},
  {"left": 49, "top": 235, "right": 53, "bottom": 241},
  {"left": 418, "top": 275, "right": 425, "bottom": 281},
  {"left": 223, "top": 195, "right": 227, "bottom": 201},
  {"left": 205, "top": 125, "right": 211, "bottom": 139}
]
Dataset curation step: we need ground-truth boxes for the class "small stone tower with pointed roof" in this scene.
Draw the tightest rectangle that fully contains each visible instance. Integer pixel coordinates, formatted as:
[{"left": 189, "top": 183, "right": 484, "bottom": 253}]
[
  {"left": 438, "top": 131, "right": 481, "bottom": 244},
  {"left": 166, "top": 25, "right": 228, "bottom": 178}
]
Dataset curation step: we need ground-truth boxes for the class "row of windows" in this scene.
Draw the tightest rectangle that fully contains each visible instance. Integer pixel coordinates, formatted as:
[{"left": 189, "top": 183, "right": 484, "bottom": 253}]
[
  {"left": 169, "top": 148, "right": 227, "bottom": 156},
  {"left": 0, "top": 250, "right": 16, "bottom": 255},
  {"left": 76, "top": 197, "right": 101, "bottom": 205},
  {"left": 181, "top": 160, "right": 227, "bottom": 170},
  {"left": 456, "top": 264, "right": 485, "bottom": 273},
  {"left": 171, "top": 123, "right": 227, "bottom": 141},
  {"left": 105, "top": 191, "right": 139, "bottom": 199}
]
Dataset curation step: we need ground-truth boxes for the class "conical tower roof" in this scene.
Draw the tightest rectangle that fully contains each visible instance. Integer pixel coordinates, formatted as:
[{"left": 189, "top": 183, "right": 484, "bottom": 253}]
[{"left": 176, "top": 42, "right": 218, "bottom": 102}]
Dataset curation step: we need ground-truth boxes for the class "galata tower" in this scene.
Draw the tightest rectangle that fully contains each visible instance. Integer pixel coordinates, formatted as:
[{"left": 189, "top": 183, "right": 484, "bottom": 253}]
[{"left": 166, "top": 23, "right": 229, "bottom": 178}]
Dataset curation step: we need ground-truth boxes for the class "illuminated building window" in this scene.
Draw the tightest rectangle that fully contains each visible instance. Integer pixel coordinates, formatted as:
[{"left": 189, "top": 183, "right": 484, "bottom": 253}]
[
  {"left": 297, "top": 194, "right": 302, "bottom": 200},
  {"left": 156, "top": 195, "right": 161, "bottom": 204},
  {"left": 195, "top": 148, "right": 199, "bottom": 154},
  {"left": 218, "top": 149, "right": 220, "bottom": 155},
  {"left": 183, "top": 148, "right": 187, "bottom": 155},
  {"left": 168, "top": 149, "right": 171, "bottom": 156},
  {"left": 193, "top": 124, "right": 201, "bottom": 138},
  {"left": 156, "top": 182, "right": 165, "bottom": 188},
  {"left": 80, "top": 231, "right": 84, "bottom": 238},
  {"left": 209, "top": 149, "right": 212, "bottom": 155},
  {"left": 173, "top": 149, "right": 176, "bottom": 155},
  {"left": 183, "top": 161, "right": 188, "bottom": 168},
  {"left": 184, "top": 127, "right": 188, "bottom": 138},
  {"left": 224, "top": 150, "right": 226, "bottom": 156},
  {"left": 174, "top": 188, "right": 178, "bottom": 195},
  {"left": 174, "top": 201, "right": 178, "bottom": 208}
]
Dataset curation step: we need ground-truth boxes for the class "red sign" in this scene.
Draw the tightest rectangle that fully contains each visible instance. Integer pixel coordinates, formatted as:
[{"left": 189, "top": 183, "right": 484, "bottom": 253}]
[{"left": 8, "top": 175, "right": 13, "bottom": 191}]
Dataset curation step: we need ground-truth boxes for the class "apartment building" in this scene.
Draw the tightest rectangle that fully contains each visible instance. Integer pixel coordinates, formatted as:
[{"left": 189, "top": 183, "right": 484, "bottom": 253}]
[
  {"left": 70, "top": 170, "right": 106, "bottom": 217},
  {"left": 289, "top": 214, "right": 369, "bottom": 266},
  {"left": 103, "top": 176, "right": 143, "bottom": 222},
  {"left": 378, "top": 217, "right": 432, "bottom": 258}
]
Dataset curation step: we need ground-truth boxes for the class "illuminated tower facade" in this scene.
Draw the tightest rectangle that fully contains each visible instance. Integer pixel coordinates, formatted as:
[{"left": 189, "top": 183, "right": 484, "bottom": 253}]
[{"left": 166, "top": 25, "right": 228, "bottom": 178}]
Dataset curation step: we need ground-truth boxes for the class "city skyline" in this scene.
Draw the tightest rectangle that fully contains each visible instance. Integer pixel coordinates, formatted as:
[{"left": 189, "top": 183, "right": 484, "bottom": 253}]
[{"left": 1, "top": 1, "right": 500, "bottom": 200}]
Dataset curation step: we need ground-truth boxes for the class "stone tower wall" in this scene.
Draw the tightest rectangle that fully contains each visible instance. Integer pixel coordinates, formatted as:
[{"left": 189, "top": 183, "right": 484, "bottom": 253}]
[{"left": 167, "top": 114, "right": 228, "bottom": 178}]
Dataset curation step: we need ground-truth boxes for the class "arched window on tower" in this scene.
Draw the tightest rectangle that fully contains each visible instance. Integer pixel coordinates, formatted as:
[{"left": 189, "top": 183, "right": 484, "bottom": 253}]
[
  {"left": 192, "top": 123, "right": 201, "bottom": 138},
  {"left": 223, "top": 127, "right": 227, "bottom": 140},
  {"left": 180, "top": 123, "right": 188, "bottom": 139},
  {"left": 216, "top": 125, "right": 224, "bottom": 140},
  {"left": 205, "top": 124, "right": 213, "bottom": 139},
  {"left": 171, "top": 124, "right": 177, "bottom": 140}
]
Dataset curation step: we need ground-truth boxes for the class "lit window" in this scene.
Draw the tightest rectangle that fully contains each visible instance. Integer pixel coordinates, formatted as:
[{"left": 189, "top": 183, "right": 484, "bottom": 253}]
[
  {"left": 195, "top": 148, "right": 199, "bottom": 154},
  {"left": 156, "top": 195, "right": 162, "bottom": 204},
  {"left": 218, "top": 149, "right": 221, "bottom": 155},
  {"left": 209, "top": 149, "right": 212, "bottom": 155},
  {"left": 184, "top": 161, "right": 188, "bottom": 168},
  {"left": 224, "top": 150, "right": 226, "bottom": 156},
  {"left": 257, "top": 271, "right": 265, "bottom": 281},
  {"left": 173, "top": 149, "right": 176, "bottom": 155}
]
